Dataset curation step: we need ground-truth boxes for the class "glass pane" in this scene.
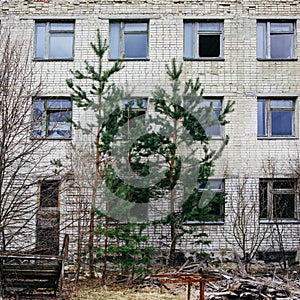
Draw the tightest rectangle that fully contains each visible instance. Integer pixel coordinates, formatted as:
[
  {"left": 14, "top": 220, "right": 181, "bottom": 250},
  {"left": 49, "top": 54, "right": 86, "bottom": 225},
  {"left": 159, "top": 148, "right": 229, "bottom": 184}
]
[
  {"left": 198, "top": 22, "right": 221, "bottom": 32},
  {"left": 270, "top": 22, "right": 293, "bottom": 32},
  {"left": 124, "top": 33, "right": 147, "bottom": 58},
  {"left": 48, "top": 99, "right": 71, "bottom": 109},
  {"left": 270, "top": 100, "right": 293, "bottom": 108},
  {"left": 273, "top": 194, "right": 295, "bottom": 219},
  {"left": 259, "top": 181, "right": 268, "bottom": 218},
  {"left": 257, "top": 100, "right": 266, "bottom": 136},
  {"left": 270, "top": 34, "right": 293, "bottom": 58},
  {"left": 35, "top": 23, "right": 46, "bottom": 58},
  {"left": 49, "top": 33, "right": 74, "bottom": 58},
  {"left": 273, "top": 180, "right": 295, "bottom": 189},
  {"left": 32, "top": 100, "right": 43, "bottom": 137},
  {"left": 110, "top": 23, "right": 120, "bottom": 59},
  {"left": 124, "top": 23, "right": 147, "bottom": 32},
  {"left": 198, "top": 180, "right": 223, "bottom": 190},
  {"left": 199, "top": 35, "right": 220, "bottom": 57},
  {"left": 50, "top": 23, "right": 74, "bottom": 31},
  {"left": 206, "top": 110, "right": 221, "bottom": 136},
  {"left": 47, "top": 111, "right": 71, "bottom": 139},
  {"left": 211, "top": 99, "right": 222, "bottom": 108},
  {"left": 123, "top": 99, "right": 147, "bottom": 108},
  {"left": 40, "top": 182, "right": 59, "bottom": 207},
  {"left": 184, "top": 23, "right": 194, "bottom": 58},
  {"left": 257, "top": 22, "right": 266, "bottom": 58},
  {"left": 271, "top": 111, "right": 293, "bottom": 136}
]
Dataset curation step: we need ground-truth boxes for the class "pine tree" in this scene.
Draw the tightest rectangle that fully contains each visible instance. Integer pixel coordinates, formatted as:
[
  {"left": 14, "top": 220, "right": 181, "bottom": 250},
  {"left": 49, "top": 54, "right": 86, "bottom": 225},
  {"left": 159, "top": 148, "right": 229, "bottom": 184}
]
[
  {"left": 149, "top": 59, "right": 234, "bottom": 265},
  {"left": 101, "top": 58, "right": 233, "bottom": 266},
  {"left": 66, "top": 30, "right": 127, "bottom": 277}
]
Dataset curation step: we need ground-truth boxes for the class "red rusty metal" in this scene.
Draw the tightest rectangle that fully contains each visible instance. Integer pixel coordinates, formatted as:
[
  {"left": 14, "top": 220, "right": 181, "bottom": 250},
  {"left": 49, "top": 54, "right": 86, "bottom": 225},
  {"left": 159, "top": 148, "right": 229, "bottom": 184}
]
[{"left": 151, "top": 273, "right": 219, "bottom": 300}]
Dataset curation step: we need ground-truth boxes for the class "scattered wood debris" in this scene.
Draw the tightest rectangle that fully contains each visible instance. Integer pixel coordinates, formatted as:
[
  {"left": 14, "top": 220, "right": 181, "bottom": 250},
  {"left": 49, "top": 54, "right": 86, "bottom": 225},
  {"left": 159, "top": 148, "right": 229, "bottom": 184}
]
[
  {"left": 150, "top": 265, "right": 300, "bottom": 299},
  {"left": 201, "top": 269, "right": 300, "bottom": 299}
]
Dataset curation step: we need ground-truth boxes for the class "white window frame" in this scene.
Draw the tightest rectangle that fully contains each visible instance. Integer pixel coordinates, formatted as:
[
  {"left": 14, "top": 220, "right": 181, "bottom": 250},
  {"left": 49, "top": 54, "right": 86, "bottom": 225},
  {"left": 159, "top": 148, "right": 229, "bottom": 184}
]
[
  {"left": 109, "top": 21, "right": 149, "bottom": 59},
  {"left": 257, "top": 20, "right": 296, "bottom": 59},
  {"left": 257, "top": 98, "right": 296, "bottom": 138},
  {"left": 259, "top": 179, "right": 298, "bottom": 221},
  {"left": 184, "top": 21, "right": 224, "bottom": 59},
  {"left": 34, "top": 21, "right": 75, "bottom": 60}
]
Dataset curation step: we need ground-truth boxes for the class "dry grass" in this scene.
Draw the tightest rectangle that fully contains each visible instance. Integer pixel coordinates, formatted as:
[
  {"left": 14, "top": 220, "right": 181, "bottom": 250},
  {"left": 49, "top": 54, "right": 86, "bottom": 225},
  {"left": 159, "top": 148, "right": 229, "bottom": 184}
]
[
  {"left": 67, "top": 279, "right": 187, "bottom": 300},
  {"left": 74, "top": 287, "right": 186, "bottom": 300}
]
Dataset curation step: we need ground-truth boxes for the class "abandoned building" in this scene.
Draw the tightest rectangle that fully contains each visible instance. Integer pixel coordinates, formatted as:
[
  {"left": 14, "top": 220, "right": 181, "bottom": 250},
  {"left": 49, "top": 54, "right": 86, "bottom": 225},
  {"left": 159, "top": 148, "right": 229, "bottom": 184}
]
[{"left": 0, "top": 0, "right": 300, "bottom": 266}]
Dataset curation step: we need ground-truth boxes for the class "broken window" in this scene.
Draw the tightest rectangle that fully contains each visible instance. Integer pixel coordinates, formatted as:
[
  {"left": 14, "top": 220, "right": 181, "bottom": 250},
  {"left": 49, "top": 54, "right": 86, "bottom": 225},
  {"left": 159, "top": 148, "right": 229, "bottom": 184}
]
[
  {"left": 32, "top": 98, "right": 72, "bottom": 139},
  {"left": 184, "top": 21, "right": 224, "bottom": 59},
  {"left": 257, "top": 98, "right": 295, "bottom": 137},
  {"left": 35, "top": 21, "right": 75, "bottom": 60},
  {"left": 110, "top": 21, "right": 148, "bottom": 59},
  {"left": 259, "top": 179, "right": 297, "bottom": 220},
  {"left": 257, "top": 21, "right": 295, "bottom": 59}
]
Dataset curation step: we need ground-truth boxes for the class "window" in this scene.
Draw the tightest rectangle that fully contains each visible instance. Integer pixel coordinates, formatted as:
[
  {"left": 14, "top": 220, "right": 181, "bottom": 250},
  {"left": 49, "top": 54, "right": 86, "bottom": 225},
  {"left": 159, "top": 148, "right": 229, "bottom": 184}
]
[
  {"left": 198, "top": 180, "right": 225, "bottom": 222},
  {"left": 257, "top": 98, "right": 295, "bottom": 137},
  {"left": 110, "top": 21, "right": 148, "bottom": 59},
  {"left": 257, "top": 21, "right": 295, "bottom": 59},
  {"left": 33, "top": 98, "right": 72, "bottom": 139},
  {"left": 259, "top": 179, "right": 298, "bottom": 220},
  {"left": 183, "top": 179, "right": 225, "bottom": 223},
  {"left": 35, "top": 21, "right": 74, "bottom": 60},
  {"left": 39, "top": 181, "right": 60, "bottom": 208},
  {"left": 37, "top": 180, "right": 60, "bottom": 254},
  {"left": 184, "top": 21, "right": 224, "bottom": 59},
  {"left": 204, "top": 99, "right": 222, "bottom": 137},
  {"left": 122, "top": 98, "right": 147, "bottom": 118}
]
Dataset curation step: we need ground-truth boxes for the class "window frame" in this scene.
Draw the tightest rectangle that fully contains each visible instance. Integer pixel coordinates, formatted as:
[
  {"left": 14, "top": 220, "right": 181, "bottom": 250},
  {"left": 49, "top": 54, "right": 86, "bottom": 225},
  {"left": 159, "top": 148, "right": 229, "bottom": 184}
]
[
  {"left": 34, "top": 21, "right": 75, "bottom": 60},
  {"left": 122, "top": 98, "right": 148, "bottom": 117},
  {"left": 32, "top": 98, "right": 72, "bottom": 140},
  {"left": 109, "top": 20, "right": 149, "bottom": 60},
  {"left": 257, "top": 98, "right": 296, "bottom": 138},
  {"left": 184, "top": 20, "right": 224, "bottom": 60},
  {"left": 185, "top": 179, "right": 225, "bottom": 225},
  {"left": 257, "top": 20, "right": 296, "bottom": 60},
  {"left": 259, "top": 178, "right": 298, "bottom": 221}
]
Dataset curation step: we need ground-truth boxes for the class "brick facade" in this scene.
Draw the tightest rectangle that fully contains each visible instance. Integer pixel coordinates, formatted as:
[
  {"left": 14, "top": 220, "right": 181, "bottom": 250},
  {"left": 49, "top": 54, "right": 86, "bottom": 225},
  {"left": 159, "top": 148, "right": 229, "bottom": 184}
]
[{"left": 1, "top": 0, "right": 300, "bottom": 262}]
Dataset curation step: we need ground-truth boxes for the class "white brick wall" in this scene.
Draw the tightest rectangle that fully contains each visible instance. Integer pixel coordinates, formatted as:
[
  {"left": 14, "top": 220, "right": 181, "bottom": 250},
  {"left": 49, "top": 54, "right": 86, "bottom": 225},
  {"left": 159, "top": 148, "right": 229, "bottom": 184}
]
[{"left": 1, "top": 0, "right": 300, "bottom": 260}]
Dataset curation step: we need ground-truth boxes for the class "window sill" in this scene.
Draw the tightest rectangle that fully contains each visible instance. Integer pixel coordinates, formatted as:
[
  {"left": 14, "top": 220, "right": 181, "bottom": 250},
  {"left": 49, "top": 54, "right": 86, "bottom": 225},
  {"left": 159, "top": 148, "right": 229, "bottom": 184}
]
[
  {"left": 209, "top": 136, "right": 224, "bottom": 140},
  {"left": 109, "top": 58, "right": 150, "bottom": 62},
  {"left": 184, "top": 57, "right": 225, "bottom": 61},
  {"left": 257, "top": 58, "right": 298, "bottom": 62},
  {"left": 257, "top": 136, "right": 298, "bottom": 140},
  {"left": 33, "top": 58, "right": 74, "bottom": 62},
  {"left": 260, "top": 219, "right": 300, "bottom": 224},
  {"left": 31, "top": 137, "right": 72, "bottom": 141},
  {"left": 183, "top": 221, "right": 225, "bottom": 226}
]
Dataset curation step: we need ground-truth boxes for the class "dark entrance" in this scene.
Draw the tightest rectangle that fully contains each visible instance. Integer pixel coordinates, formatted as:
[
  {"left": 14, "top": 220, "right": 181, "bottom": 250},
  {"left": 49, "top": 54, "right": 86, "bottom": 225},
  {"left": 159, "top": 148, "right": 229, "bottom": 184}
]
[{"left": 36, "top": 180, "right": 60, "bottom": 255}]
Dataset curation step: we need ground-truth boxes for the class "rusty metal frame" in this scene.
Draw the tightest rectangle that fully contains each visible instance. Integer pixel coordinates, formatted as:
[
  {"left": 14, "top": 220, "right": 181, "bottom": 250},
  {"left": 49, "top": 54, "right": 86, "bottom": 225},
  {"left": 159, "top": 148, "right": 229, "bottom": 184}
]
[{"left": 151, "top": 273, "right": 219, "bottom": 300}]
